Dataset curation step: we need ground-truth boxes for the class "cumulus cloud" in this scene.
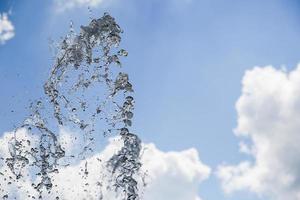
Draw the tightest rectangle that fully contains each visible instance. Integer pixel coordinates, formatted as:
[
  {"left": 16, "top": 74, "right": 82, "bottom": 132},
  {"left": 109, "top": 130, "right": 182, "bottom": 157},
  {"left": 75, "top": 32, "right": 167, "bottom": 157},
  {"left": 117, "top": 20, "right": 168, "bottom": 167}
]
[
  {"left": 0, "top": 128, "right": 210, "bottom": 200},
  {"left": 217, "top": 65, "right": 300, "bottom": 199},
  {"left": 0, "top": 13, "right": 15, "bottom": 44}
]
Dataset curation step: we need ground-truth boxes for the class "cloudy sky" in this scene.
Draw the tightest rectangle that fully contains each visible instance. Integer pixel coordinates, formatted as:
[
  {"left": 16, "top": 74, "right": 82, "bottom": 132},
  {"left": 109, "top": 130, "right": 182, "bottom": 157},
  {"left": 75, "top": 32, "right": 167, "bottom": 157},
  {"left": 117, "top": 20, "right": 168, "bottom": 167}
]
[{"left": 1, "top": 0, "right": 300, "bottom": 199}]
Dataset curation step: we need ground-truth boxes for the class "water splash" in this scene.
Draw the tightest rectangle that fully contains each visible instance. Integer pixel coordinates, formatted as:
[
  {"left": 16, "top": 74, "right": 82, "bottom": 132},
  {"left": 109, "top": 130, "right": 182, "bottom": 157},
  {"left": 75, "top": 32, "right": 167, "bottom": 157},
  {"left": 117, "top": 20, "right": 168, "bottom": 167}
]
[{"left": 1, "top": 13, "right": 143, "bottom": 200}]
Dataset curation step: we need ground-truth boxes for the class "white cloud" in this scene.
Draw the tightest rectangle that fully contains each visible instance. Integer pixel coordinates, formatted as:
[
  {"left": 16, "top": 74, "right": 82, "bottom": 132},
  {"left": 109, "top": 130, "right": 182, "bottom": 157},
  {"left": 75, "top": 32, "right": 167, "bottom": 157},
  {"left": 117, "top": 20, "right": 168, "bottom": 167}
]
[
  {"left": 217, "top": 65, "right": 300, "bottom": 200},
  {"left": 0, "top": 13, "right": 15, "bottom": 44},
  {"left": 54, "top": 0, "right": 111, "bottom": 12},
  {"left": 141, "top": 143, "right": 210, "bottom": 200},
  {"left": 0, "top": 128, "right": 211, "bottom": 200},
  {"left": 53, "top": 0, "right": 193, "bottom": 12}
]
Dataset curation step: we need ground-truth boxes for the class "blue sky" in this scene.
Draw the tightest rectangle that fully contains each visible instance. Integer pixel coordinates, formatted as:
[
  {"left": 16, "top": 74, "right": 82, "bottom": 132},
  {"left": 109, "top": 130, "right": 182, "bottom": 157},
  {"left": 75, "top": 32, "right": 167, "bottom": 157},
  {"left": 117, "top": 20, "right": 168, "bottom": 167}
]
[{"left": 1, "top": 0, "right": 300, "bottom": 199}]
